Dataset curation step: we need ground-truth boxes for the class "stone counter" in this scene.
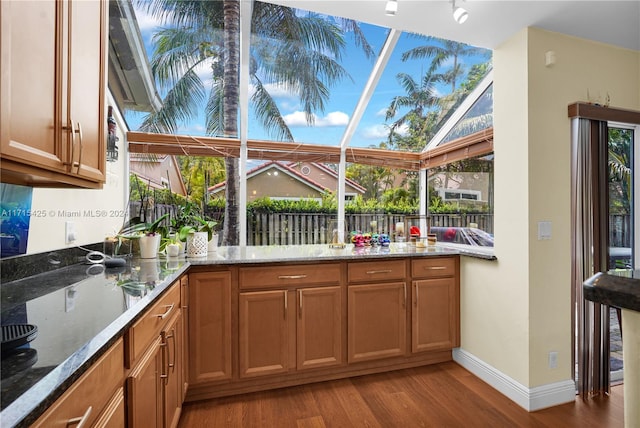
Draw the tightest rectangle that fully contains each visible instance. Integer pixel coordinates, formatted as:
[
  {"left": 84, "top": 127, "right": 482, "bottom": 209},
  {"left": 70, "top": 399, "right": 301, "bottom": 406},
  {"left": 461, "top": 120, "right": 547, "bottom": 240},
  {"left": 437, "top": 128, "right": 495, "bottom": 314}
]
[
  {"left": 583, "top": 270, "right": 640, "bottom": 428},
  {"left": 0, "top": 243, "right": 477, "bottom": 427}
]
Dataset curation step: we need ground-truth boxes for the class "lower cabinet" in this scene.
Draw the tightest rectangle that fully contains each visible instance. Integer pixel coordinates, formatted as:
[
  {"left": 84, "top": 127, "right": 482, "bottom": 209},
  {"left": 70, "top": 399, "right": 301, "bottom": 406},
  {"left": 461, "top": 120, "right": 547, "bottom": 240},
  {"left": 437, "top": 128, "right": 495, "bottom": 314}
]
[
  {"left": 347, "top": 282, "right": 407, "bottom": 363},
  {"left": 412, "top": 278, "right": 457, "bottom": 353},
  {"left": 188, "top": 271, "right": 232, "bottom": 385},
  {"left": 239, "top": 286, "right": 343, "bottom": 378},
  {"left": 126, "top": 280, "right": 184, "bottom": 428}
]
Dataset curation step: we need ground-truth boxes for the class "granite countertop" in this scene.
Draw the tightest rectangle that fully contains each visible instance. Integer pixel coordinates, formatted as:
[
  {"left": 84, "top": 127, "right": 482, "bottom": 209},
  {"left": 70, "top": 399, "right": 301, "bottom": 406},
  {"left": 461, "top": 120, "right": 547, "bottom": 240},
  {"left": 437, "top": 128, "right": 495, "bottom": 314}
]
[
  {"left": 0, "top": 243, "right": 487, "bottom": 427},
  {"left": 583, "top": 269, "right": 640, "bottom": 312}
]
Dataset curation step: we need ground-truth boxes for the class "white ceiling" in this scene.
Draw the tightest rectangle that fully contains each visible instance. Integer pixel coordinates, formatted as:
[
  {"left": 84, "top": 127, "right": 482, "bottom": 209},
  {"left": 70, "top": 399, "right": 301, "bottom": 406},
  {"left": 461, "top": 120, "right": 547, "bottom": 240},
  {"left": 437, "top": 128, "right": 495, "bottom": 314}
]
[{"left": 270, "top": 1, "right": 640, "bottom": 51}]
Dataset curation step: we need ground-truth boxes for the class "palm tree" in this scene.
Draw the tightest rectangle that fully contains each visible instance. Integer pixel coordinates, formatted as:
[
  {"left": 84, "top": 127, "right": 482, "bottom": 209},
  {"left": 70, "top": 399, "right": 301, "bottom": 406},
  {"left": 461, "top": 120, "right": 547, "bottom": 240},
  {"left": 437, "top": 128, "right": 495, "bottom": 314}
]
[
  {"left": 401, "top": 37, "right": 488, "bottom": 93},
  {"left": 137, "top": 0, "right": 373, "bottom": 245},
  {"left": 385, "top": 68, "right": 443, "bottom": 145}
]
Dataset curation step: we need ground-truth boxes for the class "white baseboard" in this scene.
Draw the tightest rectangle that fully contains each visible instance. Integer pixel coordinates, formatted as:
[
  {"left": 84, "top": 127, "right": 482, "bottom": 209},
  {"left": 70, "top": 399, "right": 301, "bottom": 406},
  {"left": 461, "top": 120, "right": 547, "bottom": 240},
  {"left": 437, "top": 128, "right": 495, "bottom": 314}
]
[{"left": 452, "top": 348, "right": 576, "bottom": 411}]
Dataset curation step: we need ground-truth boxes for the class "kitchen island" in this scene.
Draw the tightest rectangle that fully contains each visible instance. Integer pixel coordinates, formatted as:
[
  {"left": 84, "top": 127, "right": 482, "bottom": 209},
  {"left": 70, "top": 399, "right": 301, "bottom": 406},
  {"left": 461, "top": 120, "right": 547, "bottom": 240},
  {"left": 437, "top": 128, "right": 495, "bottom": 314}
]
[
  {"left": 583, "top": 270, "right": 640, "bottom": 428},
  {"left": 0, "top": 243, "right": 469, "bottom": 427}
]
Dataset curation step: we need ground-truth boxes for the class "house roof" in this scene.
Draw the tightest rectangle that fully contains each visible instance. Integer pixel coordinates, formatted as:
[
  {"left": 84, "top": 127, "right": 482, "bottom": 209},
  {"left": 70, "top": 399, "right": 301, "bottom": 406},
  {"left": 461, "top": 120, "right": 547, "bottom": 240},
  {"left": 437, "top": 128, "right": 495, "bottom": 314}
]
[{"left": 285, "top": 162, "right": 367, "bottom": 194}]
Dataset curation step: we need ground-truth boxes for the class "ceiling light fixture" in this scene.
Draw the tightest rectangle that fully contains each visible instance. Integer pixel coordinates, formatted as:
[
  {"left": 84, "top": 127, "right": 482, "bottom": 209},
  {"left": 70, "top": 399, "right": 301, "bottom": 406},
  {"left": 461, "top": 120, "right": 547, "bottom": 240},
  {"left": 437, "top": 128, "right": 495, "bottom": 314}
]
[
  {"left": 385, "top": 0, "right": 398, "bottom": 16},
  {"left": 452, "top": 0, "right": 468, "bottom": 24}
]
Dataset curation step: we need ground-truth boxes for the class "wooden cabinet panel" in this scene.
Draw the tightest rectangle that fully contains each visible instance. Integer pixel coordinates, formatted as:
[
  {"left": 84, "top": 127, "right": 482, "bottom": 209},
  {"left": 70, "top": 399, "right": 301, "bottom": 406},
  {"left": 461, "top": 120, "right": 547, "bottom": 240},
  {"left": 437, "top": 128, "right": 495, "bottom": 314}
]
[
  {"left": 127, "top": 283, "right": 181, "bottom": 368},
  {"left": 239, "top": 290, "right": 291, "bottom": 378},
  {"left": 67, "top": 0, "right": 107, "bottom": 182},
  {"left": 0, "top": 1, "right": 63, "bottom": 171},
  {"left": 127, "top": 337, "right": 163, "bottom": 428},
  {"left": 347, "top": 282, "right": 407, "bottom": 363},
  {"left": 93, "top": 387, "right": 125, "bottom": 428},
  {"left": 412, "top": 278, "right": 457, "bottom": 353},
  {"left": 188, "top": 271, "right": 232, "bottom": 384},
  {"left": 163, "top": 311, "right": 183, "bottom": 428},
  {"left": 411, "top": 257, "right": 456, "bottom": 279},
  {"left": 348, "top": 259, "right": 407, "bottom": 283},
  {"left": 33, "top": 338, "right": 124, "bottom": 428},
  {"left": 240, "top": 263, "right": 340, "bottom": 289},
  {"left": 0, "top": 0, "right": 107, "bottom": 187},
  {"left": 180, "top": 275, "right": 190, "bottom": 401},
  {"left": 297, "top": 286, "right": 343, "bottom": 370}
]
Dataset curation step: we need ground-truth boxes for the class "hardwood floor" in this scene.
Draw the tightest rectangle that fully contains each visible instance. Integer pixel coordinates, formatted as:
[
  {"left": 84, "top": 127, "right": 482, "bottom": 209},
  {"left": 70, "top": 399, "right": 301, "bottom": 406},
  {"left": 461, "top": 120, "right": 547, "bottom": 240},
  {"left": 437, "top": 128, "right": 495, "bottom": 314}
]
[{"left": 178, "top": 362, "right": 624, "bottom": 427}]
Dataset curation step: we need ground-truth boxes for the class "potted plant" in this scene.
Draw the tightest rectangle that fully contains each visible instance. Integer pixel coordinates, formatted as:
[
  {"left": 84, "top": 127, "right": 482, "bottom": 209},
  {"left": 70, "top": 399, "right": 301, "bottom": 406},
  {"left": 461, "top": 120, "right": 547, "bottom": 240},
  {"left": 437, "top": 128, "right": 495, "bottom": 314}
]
[
  {"left": 194, "top": 216, "right": 219, "bottom": 251},
  {"left": 165, "top": 234, "right": 181, "bottom": 257},
  {"left": 119, "top": 214, "right": 169, "bottom": 258}
]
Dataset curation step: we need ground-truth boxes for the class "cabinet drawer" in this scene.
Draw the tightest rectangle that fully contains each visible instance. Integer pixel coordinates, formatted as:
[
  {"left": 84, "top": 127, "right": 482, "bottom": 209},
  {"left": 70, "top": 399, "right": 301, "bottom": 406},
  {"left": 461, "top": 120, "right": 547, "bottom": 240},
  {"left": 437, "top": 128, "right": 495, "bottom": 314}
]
[
  {"left": 33, "top": 339, "right": 124, "bottom": 428},
  {"left": 127, "top": 282, "right": 181, "bottom": 366},
  {"left": 348, "top": 259, "right": 406, "bottom": 283},
  {"left": 411, "top": 257, "right": 456, "bottom": 279},
  {"left": 240, "top": 263, "right": 340, "bottom": 289}
]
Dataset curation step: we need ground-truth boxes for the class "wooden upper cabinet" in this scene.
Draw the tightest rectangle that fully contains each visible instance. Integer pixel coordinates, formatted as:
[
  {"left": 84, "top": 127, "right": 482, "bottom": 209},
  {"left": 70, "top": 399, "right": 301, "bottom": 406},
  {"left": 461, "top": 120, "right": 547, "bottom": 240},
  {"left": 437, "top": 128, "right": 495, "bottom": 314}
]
[{"left": 0, "top": 0, "right": 107, "bottom": 188}]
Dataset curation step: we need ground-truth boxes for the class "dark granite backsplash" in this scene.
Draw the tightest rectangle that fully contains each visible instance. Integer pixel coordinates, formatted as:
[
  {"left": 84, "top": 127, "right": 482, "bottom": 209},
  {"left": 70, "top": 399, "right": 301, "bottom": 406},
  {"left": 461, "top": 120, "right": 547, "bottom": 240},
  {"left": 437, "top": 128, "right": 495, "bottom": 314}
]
[{"left": 0, "top": 243, "right": 103, "bottom": 284}]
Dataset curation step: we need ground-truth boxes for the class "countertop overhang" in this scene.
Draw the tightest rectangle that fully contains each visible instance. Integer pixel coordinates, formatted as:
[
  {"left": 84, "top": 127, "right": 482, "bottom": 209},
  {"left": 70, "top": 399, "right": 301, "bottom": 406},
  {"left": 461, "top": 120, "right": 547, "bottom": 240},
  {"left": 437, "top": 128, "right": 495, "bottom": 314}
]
[{"left": 583, "top": 270, "right": 640, "bottom": 312}]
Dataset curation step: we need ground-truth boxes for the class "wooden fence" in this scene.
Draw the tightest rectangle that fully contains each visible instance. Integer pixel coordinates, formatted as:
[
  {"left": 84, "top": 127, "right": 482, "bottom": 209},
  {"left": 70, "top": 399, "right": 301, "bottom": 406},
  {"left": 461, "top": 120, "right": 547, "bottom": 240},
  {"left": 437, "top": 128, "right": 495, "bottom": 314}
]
[{"left": 129, "top": 202, "right": 630, "bottom": 249}]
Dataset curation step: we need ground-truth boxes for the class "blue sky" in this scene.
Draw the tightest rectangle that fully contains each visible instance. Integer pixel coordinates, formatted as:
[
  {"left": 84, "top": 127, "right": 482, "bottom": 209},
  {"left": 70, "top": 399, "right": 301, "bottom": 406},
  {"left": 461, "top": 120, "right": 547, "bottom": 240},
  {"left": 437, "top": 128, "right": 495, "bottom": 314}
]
[{"left": 127, "top": 3, "right": 490, "bottom": 149}]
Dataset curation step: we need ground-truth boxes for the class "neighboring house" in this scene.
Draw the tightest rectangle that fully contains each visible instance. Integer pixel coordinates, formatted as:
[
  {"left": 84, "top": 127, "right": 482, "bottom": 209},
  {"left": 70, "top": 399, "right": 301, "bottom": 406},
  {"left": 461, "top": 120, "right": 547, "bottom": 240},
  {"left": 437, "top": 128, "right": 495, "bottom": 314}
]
[
  {"left": 208, "top": 161, "right": 365, "bottom": 203},
  {"left": 130, "top": 154, "right": 187, "bottom": 196}
]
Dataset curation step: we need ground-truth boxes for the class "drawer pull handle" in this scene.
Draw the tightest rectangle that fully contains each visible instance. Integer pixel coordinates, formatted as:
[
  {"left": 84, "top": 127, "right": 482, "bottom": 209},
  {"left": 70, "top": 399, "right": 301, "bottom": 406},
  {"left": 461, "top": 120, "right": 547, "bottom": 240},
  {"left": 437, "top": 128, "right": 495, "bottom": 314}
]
[
  {"left": 67, "top": 406, "right": 92, "bottom": 427},
  {"left": 426, "top": 266, "right": 447, "bottom": 270},
  {"left": 154, "top": 303, "right": 175, "bottom": 319},
  {"left": 278, "top": 274, "right": 307, "bottom": 280},
  {"left": 75, "top": 122, "right": 83, "bottom": 172},
  {"left": 366, "top": 269, "right": 392, "bottom": 275}
]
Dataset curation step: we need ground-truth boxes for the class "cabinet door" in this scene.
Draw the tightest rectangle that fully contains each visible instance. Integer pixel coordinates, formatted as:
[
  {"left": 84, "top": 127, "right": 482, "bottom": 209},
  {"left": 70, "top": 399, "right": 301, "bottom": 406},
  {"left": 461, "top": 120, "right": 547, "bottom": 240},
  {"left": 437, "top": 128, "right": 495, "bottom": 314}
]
[
  {"left": 412, "top": 278, "right": 457, "bottom": 353},
  {"left": 67, "top": 0, "right": 107, "bottom": 182},
  {"left": 239, "top": 290, "right": 291, "bottom": 378},
  {"left": 93, "top": 387, "right": 126, "bottom": 428},
  {"left": 180, "top": 275, "right": 189, "bottom": 400},
  {"left": 297, "top": 286, "right": 343, "bottom": 370},
  {"left": 348, "top": 282, "right": 407, "bottom": 363},
  {"left": 0, "top": 0, "right": 66, "bottom": 172},
  {"left": 189, "top": 272, "right": 232, "bottom": 384},
  {"left": 163, "top": 312, "right": 183, "bottom": 428},
  {"left": 127, "top": 337, "right": 163, "bottom": 428}
]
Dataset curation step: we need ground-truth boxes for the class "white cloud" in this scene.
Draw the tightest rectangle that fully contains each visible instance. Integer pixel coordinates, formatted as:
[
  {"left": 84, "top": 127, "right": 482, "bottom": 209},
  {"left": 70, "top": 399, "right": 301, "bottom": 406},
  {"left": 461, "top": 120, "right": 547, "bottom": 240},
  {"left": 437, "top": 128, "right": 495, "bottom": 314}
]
[
  {"left": 283, "top": 111, "right": 349, "bottom": 127},
  {"left": 361, "top": 124, "right": 389, "bottom": 139},
  {"left": 133, "top": 6, "right": 163, "bottom": 33},
  {"left": 375, "top": 107, "right": 389, "bottom": 117}
]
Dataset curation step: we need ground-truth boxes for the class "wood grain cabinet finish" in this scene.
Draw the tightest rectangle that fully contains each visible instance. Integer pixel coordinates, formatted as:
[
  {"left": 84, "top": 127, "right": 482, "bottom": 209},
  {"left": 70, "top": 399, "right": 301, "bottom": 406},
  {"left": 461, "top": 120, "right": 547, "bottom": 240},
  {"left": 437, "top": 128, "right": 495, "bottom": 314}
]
[
  {"left": 0, "top": 0, "right": 107, "bottom": 188},
  {"left": 347, "top": 282, "right": 407, "bottom": 363},
  {"left": 188, "top": 271, "right": 232, "bottom": 385},
  {"left": 239, "top": 290, "right": 292, "bottom": 378},
  {"left": 127, "top": 280, "right": 185, "bottom": 428},
  {"left": 238, "top": 264, "right": 343, "bottom": 378},
  {"left": 238, "top": 285, "right": 343, "bottom": 378},
  {"left": 32, "top": 338, "right": 125, "bottom": 428},
  {"left": 411, "top": 257, "right": 460, "bottom": 353}
]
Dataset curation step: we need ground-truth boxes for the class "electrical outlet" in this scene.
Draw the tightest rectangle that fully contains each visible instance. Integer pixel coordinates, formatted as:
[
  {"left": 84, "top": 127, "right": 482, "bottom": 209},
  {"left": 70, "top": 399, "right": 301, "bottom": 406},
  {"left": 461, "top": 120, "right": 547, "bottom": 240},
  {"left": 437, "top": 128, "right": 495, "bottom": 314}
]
[
  {"left": 548, "top": 351, "right": 558, "bottom": 369},
  {"left": 65, "top": 221, "right": 77, "bottom": 244}
]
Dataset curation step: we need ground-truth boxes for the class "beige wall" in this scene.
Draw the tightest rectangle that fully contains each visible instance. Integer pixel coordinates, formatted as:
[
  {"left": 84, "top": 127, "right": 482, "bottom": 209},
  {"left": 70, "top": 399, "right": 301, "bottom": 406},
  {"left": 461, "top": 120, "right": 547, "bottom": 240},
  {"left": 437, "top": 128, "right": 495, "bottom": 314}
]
[
  {"left": 26, "top": 92, "right": 129, "bottom": 253},
  {"left": 247, "top": 171, "right": 323, "bottom": 202},
  {"left": 461, "top": 27, "right": 640, "bottom": 390}
]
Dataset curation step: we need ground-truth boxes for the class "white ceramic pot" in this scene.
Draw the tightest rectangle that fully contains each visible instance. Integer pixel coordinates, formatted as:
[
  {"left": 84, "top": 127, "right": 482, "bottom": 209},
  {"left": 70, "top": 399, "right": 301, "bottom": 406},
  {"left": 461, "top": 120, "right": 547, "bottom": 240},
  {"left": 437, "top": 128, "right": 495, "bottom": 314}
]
[
  {"left": 166, "top": 243, "right": 181, "bottom": 257},
  {"left": 187, "top": 231, "right": 208, "bottom": 257},
  {"left": 208, "top": 233, "right": 219, "bottom": 252},
  {"left": 139, "top": 234, "right": 161, "bottom": 258}
]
